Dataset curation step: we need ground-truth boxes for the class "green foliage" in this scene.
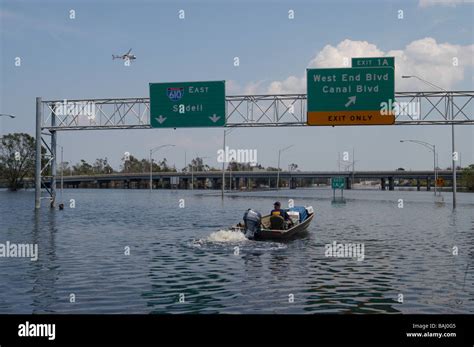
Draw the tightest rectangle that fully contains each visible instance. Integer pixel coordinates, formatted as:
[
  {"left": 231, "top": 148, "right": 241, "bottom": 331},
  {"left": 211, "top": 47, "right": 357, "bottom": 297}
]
[
  {"left": 288, "top": 163, "right": 298, "bottom": 171},
  {"left": 0, "top": 133, "right": 36, "bottom": 190},
  {"left": 121, "top": 155, "right": 176, "bottom": 173},
  {"left": 461, "top": 164, "right": 474, "bottom": 191},
  {"left": 72, "top": 159, "right": 94, "bottom": 175},
  {"left": 228, "top": 162, "right": 263, "bottom": 171},
  {"left": 92, "top": 158, "right": 114, "bottom": 174},
  {"left": 184, "top": 157, "right": 210, "bottom": 172}
]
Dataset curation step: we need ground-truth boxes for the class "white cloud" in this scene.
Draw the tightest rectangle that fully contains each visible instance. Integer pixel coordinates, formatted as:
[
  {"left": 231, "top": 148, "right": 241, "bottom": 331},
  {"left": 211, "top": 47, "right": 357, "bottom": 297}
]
[
  {"left": 244, "top": 80, "right": 266, "bottom": 95},
  {"left": 226, "top": 80, "right": 241, "bottom": 94},
  {"left": 227, "top": 79, "right": 267, "bottom": 95},
  {"left": 308, "top": 40, "right": 384, "bottom": 68},
  {"left": 419, "top": 0, "right": 470, "bottom": 8},
  {"left": 236, "top": 38, "right": 473, "bottom": 94},
  {"left": 267, "top": 75, "right": 306, "bottom": 94},
  {"left": 388, "top": 38, "right": 473, "bottom": 90}
]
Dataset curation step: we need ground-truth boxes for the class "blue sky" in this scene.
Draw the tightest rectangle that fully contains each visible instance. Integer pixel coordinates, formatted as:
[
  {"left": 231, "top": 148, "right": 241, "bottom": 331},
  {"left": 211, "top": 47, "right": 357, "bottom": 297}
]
[{"left": 1, "top": 0, "right": 473, "bottom": 171}]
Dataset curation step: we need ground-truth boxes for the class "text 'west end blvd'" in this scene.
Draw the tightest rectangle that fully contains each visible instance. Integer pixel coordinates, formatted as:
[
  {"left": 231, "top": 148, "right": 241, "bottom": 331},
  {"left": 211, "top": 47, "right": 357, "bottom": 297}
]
[{"left": 312, "top": 72, "right": 391, "bottom": 94}]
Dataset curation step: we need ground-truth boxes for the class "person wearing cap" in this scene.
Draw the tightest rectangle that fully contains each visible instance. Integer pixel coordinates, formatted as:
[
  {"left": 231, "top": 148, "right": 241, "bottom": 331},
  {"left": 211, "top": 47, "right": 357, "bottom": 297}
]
[{"left": 270, "top": 201, "right": 291, "bottom": 222}]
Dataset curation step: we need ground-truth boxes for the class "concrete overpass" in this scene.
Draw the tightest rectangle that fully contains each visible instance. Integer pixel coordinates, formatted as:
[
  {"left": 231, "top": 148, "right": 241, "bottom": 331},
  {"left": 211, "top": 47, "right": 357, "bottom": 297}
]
[{"left": 52, "top": 170, "right": 461, "bottom": 191}]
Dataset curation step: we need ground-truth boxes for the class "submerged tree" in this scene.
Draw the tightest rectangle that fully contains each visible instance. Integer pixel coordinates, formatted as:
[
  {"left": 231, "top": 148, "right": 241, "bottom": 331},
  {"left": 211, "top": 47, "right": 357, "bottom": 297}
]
[
  {"left": 461, "top": 164, "right": 474, "bottom": 191},
  {"left": 0, "top": 133, "right": 36, "bottom": 191}
]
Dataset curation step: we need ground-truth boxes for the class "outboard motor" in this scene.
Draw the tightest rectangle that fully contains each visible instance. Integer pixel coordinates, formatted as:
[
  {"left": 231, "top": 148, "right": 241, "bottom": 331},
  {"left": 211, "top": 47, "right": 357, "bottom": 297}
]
[{"left": 243, "top": 209, "right": 262, "bottom": 240}]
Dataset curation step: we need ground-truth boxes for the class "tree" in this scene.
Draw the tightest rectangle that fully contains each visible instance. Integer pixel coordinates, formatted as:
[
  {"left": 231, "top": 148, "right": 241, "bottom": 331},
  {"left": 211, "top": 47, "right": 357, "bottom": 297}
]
[
  {"left": 59, "top": 161, "right": 71, "bottom": 175},
  {"left": 73, "top": 159, "right": 94, "bottom": 175},
  {"left": 92, "top": 158, "right": 114, "bottom": 174},
  {"left": 228, "top": 161, "right": 256, "bottom": 171},
  {"left": 0, "top": 133, "right": 36, "bottom": 190},
  {"left": 159, "top": 158, "right": 169, "bottom": 172},
  {"left": 121, "top": 155, "right": 143, "bottom": 173},
  {"left": 289, "top": 163, "right": 298, "bottom": 171},
  {"left": 185, "top": 157, "right": 209, "bottom": 172},
  {"left": 461, "top": 164, "right": 474, "bottom": 191}
]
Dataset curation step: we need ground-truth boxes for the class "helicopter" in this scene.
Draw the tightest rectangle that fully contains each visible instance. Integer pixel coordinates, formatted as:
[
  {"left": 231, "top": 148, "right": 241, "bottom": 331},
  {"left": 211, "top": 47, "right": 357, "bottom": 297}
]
[{"left": 112, "top": 48, "right": 136, "bottom": 62}]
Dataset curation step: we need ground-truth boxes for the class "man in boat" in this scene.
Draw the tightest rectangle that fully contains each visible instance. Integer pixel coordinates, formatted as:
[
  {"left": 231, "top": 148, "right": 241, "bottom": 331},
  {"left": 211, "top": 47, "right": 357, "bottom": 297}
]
[
  {"left": 270, "top": 201, "right": 293, "bottom": 229},
  {"left": 242, "top": 208, "right": 262, "bottom": 240}
]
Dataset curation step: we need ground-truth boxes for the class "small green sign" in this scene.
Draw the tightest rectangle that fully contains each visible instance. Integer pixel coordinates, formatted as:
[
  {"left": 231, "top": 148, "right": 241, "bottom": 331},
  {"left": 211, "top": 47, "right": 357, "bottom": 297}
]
[
  {"left": 150, "top": 80, "right": 225, "bottom": 128},
  {"left": 331, "top": 177, "right": 346, "bottom": 189},
  {"left": 352, "top": 57, "right": 394, "bottom": 68}
]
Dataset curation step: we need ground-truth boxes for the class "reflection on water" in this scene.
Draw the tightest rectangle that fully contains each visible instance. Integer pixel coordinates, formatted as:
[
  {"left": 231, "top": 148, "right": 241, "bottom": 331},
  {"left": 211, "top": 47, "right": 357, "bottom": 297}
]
[{"left": 0, "top": 188, "right": 472, "bottom": 313}]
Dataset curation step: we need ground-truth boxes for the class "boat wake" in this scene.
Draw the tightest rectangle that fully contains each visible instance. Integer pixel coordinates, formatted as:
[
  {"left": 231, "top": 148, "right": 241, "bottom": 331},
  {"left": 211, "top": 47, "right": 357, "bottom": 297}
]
[
  {"left": 207, "top": 229, "right": 248, "bottom": 242},
  {"left": 187, "top": 229, "right": 287, "bottom": 252},
  {"left": 187, "top": 229, "right": 248, "bottom": 250}
]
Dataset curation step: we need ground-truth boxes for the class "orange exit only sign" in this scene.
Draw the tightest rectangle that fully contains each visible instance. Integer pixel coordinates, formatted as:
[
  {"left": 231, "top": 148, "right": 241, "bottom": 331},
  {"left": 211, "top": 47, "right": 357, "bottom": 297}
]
[{"left": 307, "top": 110, "right": 395, "bottom": 126}]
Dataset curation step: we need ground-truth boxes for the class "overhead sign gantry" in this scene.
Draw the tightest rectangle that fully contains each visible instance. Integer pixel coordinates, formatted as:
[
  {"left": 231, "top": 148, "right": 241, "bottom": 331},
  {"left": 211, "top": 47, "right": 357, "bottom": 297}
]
[{"left": 35, "top": 56, "right": 473, "bottom": 209}]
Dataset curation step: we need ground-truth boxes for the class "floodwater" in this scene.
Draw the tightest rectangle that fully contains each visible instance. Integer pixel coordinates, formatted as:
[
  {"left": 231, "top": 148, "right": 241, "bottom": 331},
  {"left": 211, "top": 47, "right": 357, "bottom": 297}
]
[{"left": 0, "top": 188, "right": 473, "bottom": 314}]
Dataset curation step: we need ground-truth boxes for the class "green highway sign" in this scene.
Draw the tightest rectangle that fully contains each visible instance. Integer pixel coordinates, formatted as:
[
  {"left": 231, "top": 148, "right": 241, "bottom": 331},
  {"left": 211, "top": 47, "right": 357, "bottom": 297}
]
[
  {"left": 307, "top": 66, "right": 395, "bottom": 126},
  {"left": 331, "top": 177, "right": 346, "bottom": 190},
  {"left": 150, "top": 80, "right": 226, "bottom": 128},
  {"left": 352, "top": 57, "right": 394, "bottom": 68}
]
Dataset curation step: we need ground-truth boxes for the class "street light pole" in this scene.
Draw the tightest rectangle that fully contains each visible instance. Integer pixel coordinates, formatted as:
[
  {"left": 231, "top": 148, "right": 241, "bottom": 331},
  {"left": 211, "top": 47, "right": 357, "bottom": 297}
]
[
  {"left": 149, "top": 144, "right": 175, "bottom": 192},
  {"left": 229, "top": 160, "right": 233, "bottom": 191},
  {"left": 400, "top": 140, "right": 437, "bottom": 196},
  {"left": 402, "top": 75, "right": 455, "bottom": 207},
  {"left": 352, "top": 147, "right": 355, "bottom": 188},
  {"left": 149, "top": 149, "right": 153, "bottom": 191},
  {"left": 221, "top": 131, "right": 226, "bottom": 197},
  {"left": 433, "top": 144, "right": 437, "bottom": 196},
  {"left": 277, "top": 145, "right": 294, "bottom": 190},
  {"left": 221, "top": 129, "right": 235, "bottom": 198},
  {"left": 191, "top": 155, "right": 209, "bottom": 190},
  {"left": 57, "top": 144, "right": 64, "bottom": 203},
  {"left": 277, "top": 150, "right": 281, "bottom": 190}
]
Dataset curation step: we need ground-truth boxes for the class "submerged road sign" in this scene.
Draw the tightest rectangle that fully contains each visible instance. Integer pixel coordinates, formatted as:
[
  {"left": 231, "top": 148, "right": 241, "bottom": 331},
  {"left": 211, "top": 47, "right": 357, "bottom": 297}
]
[
  {"left": 307, "top": 67, "right": 395, "bottom": 126},
  {"left": 331, "top": 177, "right": 346, "bottom": 189},
  {"left": 150, "top": 80, "right": 225, "bottom": 128}
]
